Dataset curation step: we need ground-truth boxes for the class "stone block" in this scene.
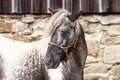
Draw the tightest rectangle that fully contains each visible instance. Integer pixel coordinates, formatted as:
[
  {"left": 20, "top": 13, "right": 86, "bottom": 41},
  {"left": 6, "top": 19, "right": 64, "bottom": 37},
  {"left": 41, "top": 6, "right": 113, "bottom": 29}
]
[
  {"left": 86, "top": 56, "right": 98, "bottom": 64},
  {"left": 82, "top": 23, "right": 99, "bottom": 34},
  {"left": 101, "top": 36, "right": 120, "bottom": 45},
  {"left": 21, "top": 16, "right": 35, "bottom": 23},
  {"left": 0, "top": 22, "right": 12, "bottom": 32},
  {"left": 109, "top": 65, "right": 120, "bottom": 80},
  {"left": 103, "top": 45, "right": 120, "bottom": 64},
  {"left": 99, "top": 15, "right": 120, "bottom": 25},
  {"left": 84, "top": 73, "right": 109, "bottom": 80},
  {"left": 86, "top": 39, "right": 100, "bottom": 57},
  {"left": 107, "top": 25, "right": 120, "bottom": 36},
  {"left": 12, "top": 21, "right": 28, "bottom": 32},
  {"left": 85, "top": 63, "right": 112, "bottom": 74}
]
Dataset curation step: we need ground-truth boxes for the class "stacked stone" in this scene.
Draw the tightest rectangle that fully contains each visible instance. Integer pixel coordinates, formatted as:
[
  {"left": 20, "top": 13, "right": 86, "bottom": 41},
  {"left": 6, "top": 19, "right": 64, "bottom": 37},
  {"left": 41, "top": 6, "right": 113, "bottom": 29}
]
[
  {"left": 0, "top": 15, "right": 50, "bottom": 42},
  {"left": 79, "top": 15, "right": 120, "bottom": 80}
]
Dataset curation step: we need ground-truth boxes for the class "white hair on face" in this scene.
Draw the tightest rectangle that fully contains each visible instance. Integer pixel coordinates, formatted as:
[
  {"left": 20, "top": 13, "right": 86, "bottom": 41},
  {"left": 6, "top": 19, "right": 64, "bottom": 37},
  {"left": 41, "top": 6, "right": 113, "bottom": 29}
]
[
  {"left": 69, "top": 30, "right": 74, "bottom": 40},
  {"left": 56, "top": 17, "right": 75, "bottom": 46},
  {"left": 57, "top": 29, "right": 74, "bottom": 46}
]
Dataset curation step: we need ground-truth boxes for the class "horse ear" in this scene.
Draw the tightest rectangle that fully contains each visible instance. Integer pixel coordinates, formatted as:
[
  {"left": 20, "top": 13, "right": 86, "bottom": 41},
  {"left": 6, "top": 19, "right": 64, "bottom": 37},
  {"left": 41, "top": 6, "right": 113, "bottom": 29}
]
[
  {"left": 48, "top": 8, "right": 58, "bottom": 15},
  {"left": 67, "top": 10, "right": 82, "bottom": 22}
]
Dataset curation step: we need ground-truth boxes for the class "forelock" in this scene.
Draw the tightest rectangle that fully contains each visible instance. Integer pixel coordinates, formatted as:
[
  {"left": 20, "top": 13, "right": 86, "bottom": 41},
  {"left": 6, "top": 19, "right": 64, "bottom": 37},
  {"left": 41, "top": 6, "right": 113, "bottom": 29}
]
[{"left": 43, "top": 9, "right": 71, "bottom": 38}]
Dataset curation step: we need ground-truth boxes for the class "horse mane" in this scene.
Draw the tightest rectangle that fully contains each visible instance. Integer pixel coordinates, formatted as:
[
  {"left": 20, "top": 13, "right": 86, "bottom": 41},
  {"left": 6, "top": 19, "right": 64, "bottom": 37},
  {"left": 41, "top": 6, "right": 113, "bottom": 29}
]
[{"left": 43, "top": 9, "right": 71, "bottom": 37}]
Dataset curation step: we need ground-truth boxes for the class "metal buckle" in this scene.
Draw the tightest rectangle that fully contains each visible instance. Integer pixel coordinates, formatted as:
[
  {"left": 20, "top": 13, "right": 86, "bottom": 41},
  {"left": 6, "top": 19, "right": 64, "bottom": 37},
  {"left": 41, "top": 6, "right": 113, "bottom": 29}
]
[{"left": 61, "top": 47, "right": 68, "bottom": 53}]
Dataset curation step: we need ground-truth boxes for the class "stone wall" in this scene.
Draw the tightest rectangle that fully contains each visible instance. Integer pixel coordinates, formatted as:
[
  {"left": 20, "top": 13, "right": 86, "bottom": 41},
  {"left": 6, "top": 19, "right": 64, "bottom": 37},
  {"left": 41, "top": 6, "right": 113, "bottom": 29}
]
[
  {"left": 0, "top": 15, "right": 50, "bottom": 42},
  {"left": 0, "top": 14, "right": 120, "bottom": 80},
  {"left": 80, "top": 15, "right": 120, "bottom": 80}
]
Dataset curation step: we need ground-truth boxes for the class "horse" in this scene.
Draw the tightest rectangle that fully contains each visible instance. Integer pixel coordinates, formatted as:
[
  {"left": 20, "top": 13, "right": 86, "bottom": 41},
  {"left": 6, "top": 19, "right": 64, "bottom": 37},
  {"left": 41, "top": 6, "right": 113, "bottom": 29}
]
[
  {"left": 0, "top": 9, "right": 87, "bottom": 80},
  {"left": 45, "top": 9, "right": 88, "bottom": 80}
]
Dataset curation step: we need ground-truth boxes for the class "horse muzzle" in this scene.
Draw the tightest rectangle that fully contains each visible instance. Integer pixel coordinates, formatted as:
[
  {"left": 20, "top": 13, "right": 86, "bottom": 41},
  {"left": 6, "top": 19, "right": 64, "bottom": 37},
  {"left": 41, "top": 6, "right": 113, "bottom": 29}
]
[{"left": 45, "top": 56, "right": 60, "bottom": 69}]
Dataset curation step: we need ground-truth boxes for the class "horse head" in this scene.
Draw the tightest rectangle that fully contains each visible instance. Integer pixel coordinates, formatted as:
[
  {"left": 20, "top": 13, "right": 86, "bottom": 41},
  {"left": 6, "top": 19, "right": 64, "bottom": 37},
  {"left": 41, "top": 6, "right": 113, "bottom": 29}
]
[{"left": 45, "top": 9, "right": 82, "bottom": 69}]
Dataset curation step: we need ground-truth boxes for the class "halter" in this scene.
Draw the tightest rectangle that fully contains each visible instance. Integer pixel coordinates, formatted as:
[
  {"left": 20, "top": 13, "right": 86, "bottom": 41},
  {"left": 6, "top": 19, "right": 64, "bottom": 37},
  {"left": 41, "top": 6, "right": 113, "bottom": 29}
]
[{"left": 48, "top": 22, "right": 78, "bottom": 61}]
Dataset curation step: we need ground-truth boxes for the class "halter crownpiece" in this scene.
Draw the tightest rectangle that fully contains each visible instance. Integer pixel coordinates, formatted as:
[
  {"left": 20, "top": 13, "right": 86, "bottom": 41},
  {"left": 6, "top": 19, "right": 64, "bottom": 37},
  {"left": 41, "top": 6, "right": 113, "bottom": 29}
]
[{"left": 48, "top": 22, "right": 78, "bottom": 61}]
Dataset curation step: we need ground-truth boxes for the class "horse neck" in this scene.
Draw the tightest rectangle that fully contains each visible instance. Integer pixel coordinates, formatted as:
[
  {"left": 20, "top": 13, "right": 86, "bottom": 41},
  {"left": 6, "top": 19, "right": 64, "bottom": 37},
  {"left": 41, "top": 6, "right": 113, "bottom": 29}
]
[{"left": 61, "top": 49, "right": 83, "bottom": 80}]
